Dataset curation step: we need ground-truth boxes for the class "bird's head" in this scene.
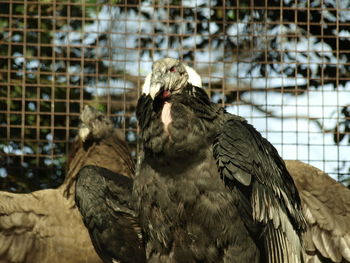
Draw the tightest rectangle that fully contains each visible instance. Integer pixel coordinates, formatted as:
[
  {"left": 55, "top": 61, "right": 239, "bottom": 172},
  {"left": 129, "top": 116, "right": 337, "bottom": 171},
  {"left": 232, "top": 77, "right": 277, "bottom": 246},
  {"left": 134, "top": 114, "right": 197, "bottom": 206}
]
[
  {"left": 142, "top": 58, "right": 202, "bottom": 100},
  {"left": 79, "top": 105, "right": 114, "bottom": 142}
]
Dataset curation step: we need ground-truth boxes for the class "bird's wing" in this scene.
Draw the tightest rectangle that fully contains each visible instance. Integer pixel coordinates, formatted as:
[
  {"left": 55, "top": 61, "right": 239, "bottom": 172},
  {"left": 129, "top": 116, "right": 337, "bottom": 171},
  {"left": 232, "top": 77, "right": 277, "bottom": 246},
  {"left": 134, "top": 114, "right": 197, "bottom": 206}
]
[
  {"left": 75, "top": 165, "right": 146, "bottom": 263},
  {"left": 0, "top": 189, "right": 101, "bottom": 263},
  {"left": 213, "top": 115, "right": 306, "bottom": 263},
  {"left": 0, "top": 191, "right": 46, "bottom": 263},
  {"left": 286, "top": 160, "right": 350, "bottom": 263}
]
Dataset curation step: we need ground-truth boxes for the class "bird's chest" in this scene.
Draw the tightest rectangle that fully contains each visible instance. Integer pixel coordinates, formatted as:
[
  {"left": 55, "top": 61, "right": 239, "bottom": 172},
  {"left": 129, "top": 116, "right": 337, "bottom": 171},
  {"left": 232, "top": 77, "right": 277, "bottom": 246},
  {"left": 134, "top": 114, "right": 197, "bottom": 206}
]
[
  {"left": 160, "top": 102, "right": 172, "bottom": 132},
  {"left": 133, "top": 152, "right": 239, "bottom": 261},
  {"left": 143, "top": 101, "right": 217, "bottom": 160}
]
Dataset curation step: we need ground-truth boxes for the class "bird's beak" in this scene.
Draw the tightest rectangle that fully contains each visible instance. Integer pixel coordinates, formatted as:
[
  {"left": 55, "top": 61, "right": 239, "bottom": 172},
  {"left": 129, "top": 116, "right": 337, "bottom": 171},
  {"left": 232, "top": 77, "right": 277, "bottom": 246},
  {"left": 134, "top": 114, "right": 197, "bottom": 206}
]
[
  {"left": 149, "top": 71, "right": 172, "bottom": 99},
  {"left": 150, "top": 82, "right": 164, "bottom": 99},
  {"left": 153, "top": 84, "right": 172, "bottom": 101},
  {"left": 79, "top": 126, "right": 90, "bottom": 142}
]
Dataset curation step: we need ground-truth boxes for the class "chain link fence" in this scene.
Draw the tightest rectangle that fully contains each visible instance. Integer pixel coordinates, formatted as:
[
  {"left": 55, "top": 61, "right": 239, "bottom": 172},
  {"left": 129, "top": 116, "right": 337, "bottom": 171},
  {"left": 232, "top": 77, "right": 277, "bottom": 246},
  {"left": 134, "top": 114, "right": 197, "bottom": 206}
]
[{"left": 0, "top": 0, "right": 349, "bottom": 192}]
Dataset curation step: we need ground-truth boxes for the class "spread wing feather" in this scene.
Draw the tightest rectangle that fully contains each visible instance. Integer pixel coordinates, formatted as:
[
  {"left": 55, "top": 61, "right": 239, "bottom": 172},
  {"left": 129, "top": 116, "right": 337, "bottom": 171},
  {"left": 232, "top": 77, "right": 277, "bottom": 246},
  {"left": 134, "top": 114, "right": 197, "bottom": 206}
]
[
  {"left": 286, "top": 160, "right": 350, "bottom": 263},
  {"left": 0, "top": 192, "right": 43, "bottom": 263},
  {"left": 0, "top": 189, "right": 101, "bottom": 263},
  {"left": 213, "top": 115, "right": 306, "bottom": 263}
]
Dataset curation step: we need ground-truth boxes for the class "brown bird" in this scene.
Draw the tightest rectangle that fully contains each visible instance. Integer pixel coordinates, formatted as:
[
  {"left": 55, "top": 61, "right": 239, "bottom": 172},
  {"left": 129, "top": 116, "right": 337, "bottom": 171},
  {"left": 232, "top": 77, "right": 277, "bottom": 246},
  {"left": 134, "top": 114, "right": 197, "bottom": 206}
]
[
  {"left": 74, "top": 106, "right": 146, "bottom": 263},
  {"left": 0, "top": 105, "right": 142, "bottom": 263},
  {"left": 285, "top": 160, "right": 350, "bottom": 263},
  {"left": 0, "top": 106, "right": 105, "bottom": 263}
]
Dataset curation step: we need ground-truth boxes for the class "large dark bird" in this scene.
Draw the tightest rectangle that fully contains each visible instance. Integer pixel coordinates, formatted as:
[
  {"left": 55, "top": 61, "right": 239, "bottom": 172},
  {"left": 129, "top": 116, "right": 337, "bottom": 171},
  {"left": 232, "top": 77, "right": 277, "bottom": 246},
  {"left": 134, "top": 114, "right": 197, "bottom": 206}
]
[
  {"left": 285, "top": 160, "right": 350, "bottom": 263},
  {"left": 74, "top": 106, "right": 146, "bottom": 263},
  {"left": 134, "top": 58, "right": 306, "bottom": 263},
  {"left": 0, "top": 107, "right": 109, "bottom": 263}
]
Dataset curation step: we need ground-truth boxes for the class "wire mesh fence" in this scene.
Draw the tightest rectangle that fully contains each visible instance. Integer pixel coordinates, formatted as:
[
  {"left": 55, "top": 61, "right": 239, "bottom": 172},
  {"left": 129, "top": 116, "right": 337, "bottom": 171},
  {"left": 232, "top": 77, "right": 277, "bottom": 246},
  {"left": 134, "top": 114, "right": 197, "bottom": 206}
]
[{"left": 0, "top": 0, "right": 349, "bottom": 192}]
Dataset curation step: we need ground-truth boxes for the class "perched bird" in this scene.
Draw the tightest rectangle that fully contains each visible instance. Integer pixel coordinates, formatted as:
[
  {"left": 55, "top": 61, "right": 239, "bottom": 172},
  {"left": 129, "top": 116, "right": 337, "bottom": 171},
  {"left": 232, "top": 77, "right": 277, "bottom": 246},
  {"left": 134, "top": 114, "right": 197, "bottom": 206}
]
[
  {"left": 74, "top": 106, "right": 146, "bottom": 263},
  {"left": 134, "top": 58, "right": 306, "bottom": 263},
  {"left": 0, "top": 107, "right": 106, "bottom": 263},
  {"left": 285, "top": 160, "right": 350, "bottom": 263}
]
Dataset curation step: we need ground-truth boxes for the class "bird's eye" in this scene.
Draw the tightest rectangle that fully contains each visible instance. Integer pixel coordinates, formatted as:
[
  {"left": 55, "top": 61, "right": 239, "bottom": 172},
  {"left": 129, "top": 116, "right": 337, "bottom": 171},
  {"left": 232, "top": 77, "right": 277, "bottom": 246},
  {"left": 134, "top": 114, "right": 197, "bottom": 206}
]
[{"left": 169, "top": 66, "right": 176, "bottom": 72}]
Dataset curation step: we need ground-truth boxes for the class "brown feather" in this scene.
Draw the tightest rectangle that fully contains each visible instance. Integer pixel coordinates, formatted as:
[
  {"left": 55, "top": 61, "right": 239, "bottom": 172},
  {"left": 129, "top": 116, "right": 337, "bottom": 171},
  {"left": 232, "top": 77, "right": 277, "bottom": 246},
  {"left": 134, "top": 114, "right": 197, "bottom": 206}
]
[
  {"left": 0, "top": 188, "right": 102, "bottom": 263},
  {"left": 286, "top": 160, "right": 350, "bottom": 263},
  {"left": 0, "top": 105, "right": 134, "bottom": 263}
]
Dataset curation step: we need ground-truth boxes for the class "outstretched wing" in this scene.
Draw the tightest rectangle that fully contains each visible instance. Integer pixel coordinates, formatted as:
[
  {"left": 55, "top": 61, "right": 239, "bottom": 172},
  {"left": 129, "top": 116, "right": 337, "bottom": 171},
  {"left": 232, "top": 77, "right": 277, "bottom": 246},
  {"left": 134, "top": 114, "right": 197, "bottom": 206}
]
[
  {"left": 286, "top": 160, "right": 350, "bottom": 263},
  {"left": 0, "top": 189, "right": 101, "bottom": 263},
  {"left": 213, "top": 115, "right": 306, "bottom": 263},
  {"left": 75, "top": 165, "right": 146, "bottom": 263},
  {"left": 0, "top": 191, "right": 46, "bottom": 263}
]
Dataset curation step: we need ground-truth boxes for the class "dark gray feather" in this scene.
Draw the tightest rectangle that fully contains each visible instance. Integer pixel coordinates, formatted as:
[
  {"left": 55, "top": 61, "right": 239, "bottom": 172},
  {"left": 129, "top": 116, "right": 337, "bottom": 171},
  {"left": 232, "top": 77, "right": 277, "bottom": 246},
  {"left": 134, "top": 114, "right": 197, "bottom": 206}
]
[{"left": 76, "top": 166, "right": 146, "bottom": 263}]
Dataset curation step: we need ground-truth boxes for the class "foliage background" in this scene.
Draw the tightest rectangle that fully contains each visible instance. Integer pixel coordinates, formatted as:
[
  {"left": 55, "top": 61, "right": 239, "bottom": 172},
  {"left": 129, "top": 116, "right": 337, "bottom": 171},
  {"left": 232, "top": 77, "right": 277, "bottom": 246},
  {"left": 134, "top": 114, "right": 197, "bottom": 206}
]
[{"left": 0, "top": 0, "right": 349, "bottom": 192}]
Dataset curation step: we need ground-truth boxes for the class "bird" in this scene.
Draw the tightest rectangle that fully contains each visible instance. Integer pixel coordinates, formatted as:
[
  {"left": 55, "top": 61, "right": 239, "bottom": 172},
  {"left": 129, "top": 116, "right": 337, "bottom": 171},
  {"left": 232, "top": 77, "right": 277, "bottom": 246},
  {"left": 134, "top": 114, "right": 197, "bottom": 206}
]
[
  {"left": 74, "top": 106, "right": 146, "bottom": 263},
  {"left": 0, "top": 106, "right": 106, "bottom": 263},
  {"left": 133, "top": 57, "right": 306, "bottom": 263},
  {"left": 285, "top": 160, "right": 350, "bottom": 263}
]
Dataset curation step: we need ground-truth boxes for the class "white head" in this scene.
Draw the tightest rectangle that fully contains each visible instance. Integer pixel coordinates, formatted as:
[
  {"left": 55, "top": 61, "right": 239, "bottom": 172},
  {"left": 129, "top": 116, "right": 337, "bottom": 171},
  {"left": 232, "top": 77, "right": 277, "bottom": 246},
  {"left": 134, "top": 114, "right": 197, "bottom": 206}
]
[{"left": 142, "top": 58, "right": 202, "bottom": 99}]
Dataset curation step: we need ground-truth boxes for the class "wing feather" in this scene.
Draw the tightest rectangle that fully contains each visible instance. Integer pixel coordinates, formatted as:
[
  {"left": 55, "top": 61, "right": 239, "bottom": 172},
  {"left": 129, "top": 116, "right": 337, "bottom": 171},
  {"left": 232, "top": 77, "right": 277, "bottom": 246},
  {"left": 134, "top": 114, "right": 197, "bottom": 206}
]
[
  {"left": 75, "top": 165, "right": 146, "bottom": 263},
  {"left": 214, "top": 115, "right": 306, "bottom": 263},
  {"left": 286, "top": 160, "right": 350, "bottom": 263},
  {"left": 0, "top": 189, "right": 100, "bottom": 263},
  {"left": 0, "top": 191, "right": 47, "bottom": 263}
]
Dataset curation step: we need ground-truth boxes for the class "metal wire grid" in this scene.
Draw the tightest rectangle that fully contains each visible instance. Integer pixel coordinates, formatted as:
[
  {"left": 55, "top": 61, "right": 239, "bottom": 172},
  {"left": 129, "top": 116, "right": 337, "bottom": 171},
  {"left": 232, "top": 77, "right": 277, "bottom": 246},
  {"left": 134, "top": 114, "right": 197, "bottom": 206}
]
[{"left": 0, "top": 0, "right": 349, "bottom": 191}]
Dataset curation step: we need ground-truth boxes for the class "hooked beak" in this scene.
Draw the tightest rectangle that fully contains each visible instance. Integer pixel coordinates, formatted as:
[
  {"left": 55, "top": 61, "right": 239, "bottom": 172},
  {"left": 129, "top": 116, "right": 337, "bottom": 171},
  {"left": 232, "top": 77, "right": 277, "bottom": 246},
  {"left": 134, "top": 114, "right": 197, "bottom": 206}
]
[
  {"left": 150, "top": 82, "right": 163, "bottom": 99},
  {"left": 151, "top": 81, "right": 172, "bottom": 112},
  {"left": 151, "top": 80, "right": 172, "bottom": 100}
]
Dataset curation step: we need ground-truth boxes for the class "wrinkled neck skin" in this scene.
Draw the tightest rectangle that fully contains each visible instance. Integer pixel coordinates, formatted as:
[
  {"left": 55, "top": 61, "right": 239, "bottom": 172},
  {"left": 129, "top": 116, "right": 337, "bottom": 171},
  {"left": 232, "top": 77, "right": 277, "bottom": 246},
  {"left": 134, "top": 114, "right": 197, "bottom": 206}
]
[{"left": 137, "top": 85, "right": 222, "bottom": 174}]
